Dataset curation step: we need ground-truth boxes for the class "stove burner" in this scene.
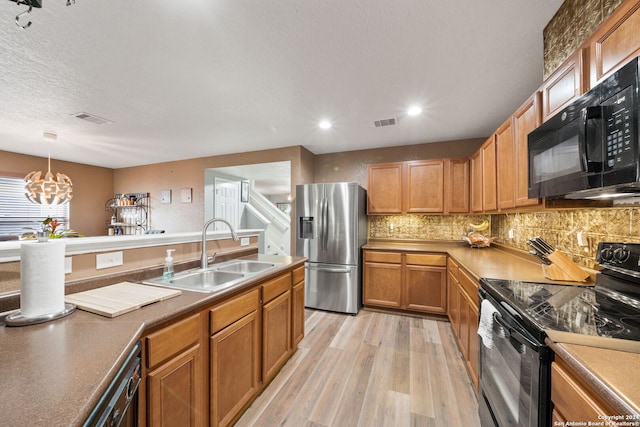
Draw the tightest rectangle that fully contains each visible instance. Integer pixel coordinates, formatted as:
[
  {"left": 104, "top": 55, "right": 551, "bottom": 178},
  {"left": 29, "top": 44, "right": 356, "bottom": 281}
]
[
  {"left": 595, "top": 317, "right": 625, "bottom": 337},
  {"left": 620, "top": 315, "right": 640, "bottom": 331}
]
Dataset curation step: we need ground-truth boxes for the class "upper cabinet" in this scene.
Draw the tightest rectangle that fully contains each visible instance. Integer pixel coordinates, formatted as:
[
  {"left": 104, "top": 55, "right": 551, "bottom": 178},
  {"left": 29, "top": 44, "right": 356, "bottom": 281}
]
[
  {"left": 470, "top": 150, "right": 483, "bottom": 213},
  {"left": 514, "top": 92, "right": 542, "bottom": 207},
  {"left": 481, "top": 136, "right": 497, "bottom": 212},
  {"left": 367, "top": 163, "right": 403, "bottom": 214},
  {"left": 405, "top": 160, "right": 445, "bottom": 213},
  {"left": 368, "top": 159, "right": 469, "bottom": 215},
  {"left": 446, "top": 158, "right": 470, "bottom": 213},
  {"left": 495, "top": 117, "right": 515, "bottom": 210},
  {"left": 589, "top": 0, "right": 640, "bottom": 87},
  {"left": 541, "top": 49, "right": 588, "bottom": 122}
]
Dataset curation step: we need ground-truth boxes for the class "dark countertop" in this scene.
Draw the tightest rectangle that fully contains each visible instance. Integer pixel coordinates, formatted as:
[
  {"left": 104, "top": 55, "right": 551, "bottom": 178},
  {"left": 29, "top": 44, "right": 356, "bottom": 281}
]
[
  {"left": 364, "top": 240, "right": 639, "bottom": 416},
  {"left": 0, "top": 254, "right": 306, "bottom": 427}
]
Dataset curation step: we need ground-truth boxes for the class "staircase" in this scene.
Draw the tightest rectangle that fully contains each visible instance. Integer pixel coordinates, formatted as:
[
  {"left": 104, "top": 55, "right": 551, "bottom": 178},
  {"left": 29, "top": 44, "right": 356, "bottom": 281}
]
[{"left": 241, "top": 189, "right": 290, "bottom": 255}]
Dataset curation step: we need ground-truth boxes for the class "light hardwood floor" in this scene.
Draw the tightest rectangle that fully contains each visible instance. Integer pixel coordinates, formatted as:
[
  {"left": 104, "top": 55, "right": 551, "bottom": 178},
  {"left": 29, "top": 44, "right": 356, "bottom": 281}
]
[{"left": 236, "top": 309, "right": 481, "bottom": 427}]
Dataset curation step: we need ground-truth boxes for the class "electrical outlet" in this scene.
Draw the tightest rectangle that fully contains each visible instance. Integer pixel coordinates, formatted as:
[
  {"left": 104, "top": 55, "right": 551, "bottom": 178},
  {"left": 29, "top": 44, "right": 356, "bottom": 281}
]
[
  {"left": 577, "top": 231, "right": 588, "bottom": 247},
  {"left": 64, "top": 257, "right": 72, "bottom": 274},
  {"left": 96, "top": 251, "right": 123, "bottom": 269},
  {"left": 240, "top": 237, "right": 250, "bottom": 246},
  {"left": 390, "top": 223, "right": 394, "bottom": 231},
  {"left": 508, "top": 228, "right": 514, "bottom": 239}
]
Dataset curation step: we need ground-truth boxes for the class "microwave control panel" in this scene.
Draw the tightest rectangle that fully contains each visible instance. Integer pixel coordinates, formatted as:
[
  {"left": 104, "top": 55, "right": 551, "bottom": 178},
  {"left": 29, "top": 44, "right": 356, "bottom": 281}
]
[{"left": 604, "top": 85, "right": 635, "bottom": 169}]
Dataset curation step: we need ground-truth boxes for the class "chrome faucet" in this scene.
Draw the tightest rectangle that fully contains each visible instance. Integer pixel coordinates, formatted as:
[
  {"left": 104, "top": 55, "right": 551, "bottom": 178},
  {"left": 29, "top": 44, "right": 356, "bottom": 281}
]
[{"left": 201, "top": 218, "right": 239, "bottom": 269}]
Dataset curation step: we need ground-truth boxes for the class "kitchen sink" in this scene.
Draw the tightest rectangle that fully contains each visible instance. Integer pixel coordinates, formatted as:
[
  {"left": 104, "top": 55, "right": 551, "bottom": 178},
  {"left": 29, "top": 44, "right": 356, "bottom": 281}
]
[
  {"left": 215, "top": 260, "right": 279, "bottom": 274},
  {"left": 144, "top": 269, "right": 245, "bottom": 293},
  {"left": 143, "top": 259, "right": 280, "bottom": 293}
]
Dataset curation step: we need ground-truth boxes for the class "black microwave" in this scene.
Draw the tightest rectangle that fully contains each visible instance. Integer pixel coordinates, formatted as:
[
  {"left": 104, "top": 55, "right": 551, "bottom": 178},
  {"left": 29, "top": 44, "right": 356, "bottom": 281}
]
[{"left": 528, "top": 56, "right": 640, "bottom": 199}]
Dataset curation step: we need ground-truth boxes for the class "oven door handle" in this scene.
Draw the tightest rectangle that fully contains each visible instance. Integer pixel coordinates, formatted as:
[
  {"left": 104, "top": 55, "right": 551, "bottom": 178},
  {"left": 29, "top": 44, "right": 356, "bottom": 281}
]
[{"left": 493, "top": 312, "right": 543, "bottom": 354}]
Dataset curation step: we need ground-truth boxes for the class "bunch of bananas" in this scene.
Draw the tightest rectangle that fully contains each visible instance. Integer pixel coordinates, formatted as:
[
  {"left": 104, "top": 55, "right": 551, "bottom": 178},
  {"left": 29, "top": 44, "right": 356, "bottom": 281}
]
[{"left": 468, "top": 220, "right": 489, "bottom": 232}]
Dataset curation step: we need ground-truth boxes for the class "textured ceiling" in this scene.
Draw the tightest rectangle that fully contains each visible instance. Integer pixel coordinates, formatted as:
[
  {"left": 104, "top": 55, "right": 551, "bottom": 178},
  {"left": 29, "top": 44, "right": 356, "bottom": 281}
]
[{"left": 0, "top": 0, "right": 563, "bottom": 169}]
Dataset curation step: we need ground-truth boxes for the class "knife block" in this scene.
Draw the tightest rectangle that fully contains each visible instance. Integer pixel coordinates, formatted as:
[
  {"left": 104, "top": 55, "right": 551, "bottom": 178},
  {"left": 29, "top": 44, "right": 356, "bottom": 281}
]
[{"left": 541, "top": 251, "right": 590, "bottom": 283}]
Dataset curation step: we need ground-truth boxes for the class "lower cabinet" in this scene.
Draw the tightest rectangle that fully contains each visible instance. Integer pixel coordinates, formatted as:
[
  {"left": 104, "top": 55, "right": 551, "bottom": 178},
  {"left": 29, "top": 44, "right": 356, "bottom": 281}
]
[
  {"left": 145, "top": 313, "right": 205, "bottom": 427},
  {"left": 262, "top": 273, "right": 292, "bottom": 383},
  {"left": 363, "top": 250, "right": 447, "bottom": 314},
  {"left": 209, "top": 289, "right": 261, "bottom": 427},
  {"left": 142, "top": 263, "right": 304, "bottom": 427},
  {"left": 291, "top": 266, "right": 305, "bottom": 348},
  {"left": 447, "top": 257, "right": 479, "bottom": 388},
  {"left": 551, "top": 357, "right": 620, "bottom": 423}
]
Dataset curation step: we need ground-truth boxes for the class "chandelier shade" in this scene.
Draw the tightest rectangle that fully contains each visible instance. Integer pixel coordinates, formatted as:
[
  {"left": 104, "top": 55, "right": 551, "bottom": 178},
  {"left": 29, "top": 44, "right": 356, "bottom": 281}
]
[{"left": 24, "top": 132, "right": 73, "bottom": 205}]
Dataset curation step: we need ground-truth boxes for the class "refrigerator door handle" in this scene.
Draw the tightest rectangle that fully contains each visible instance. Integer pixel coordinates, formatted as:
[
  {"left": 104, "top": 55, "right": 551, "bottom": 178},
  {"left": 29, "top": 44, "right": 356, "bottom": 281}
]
[
  {"left": 305, "top": 263, "right": 352, "bottom": 273},
  {"left": 321, "top": 197, "right": 329, "bottom": 251}
]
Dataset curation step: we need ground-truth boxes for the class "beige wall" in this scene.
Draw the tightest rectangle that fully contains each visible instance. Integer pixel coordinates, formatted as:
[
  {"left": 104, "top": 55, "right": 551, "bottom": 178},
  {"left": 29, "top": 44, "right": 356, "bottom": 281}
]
[
  {"left": 113, "top": 145, "right": 315, "bottom": 233},
  {"left": 0, "top": 150, "right": 114, "bottom": 237},
  {"left": 314, "top": 138, "right": 485, "bottom": 187}
]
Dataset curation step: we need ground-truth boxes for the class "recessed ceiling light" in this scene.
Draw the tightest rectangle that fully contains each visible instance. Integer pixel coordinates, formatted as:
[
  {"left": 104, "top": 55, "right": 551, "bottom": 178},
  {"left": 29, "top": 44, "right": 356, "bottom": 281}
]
[
  {"left": 407, "top": 106, "right": 423, "bottom": 116},
  {"left": 318, "top": 120, "right": 332, "bottom": 129}
]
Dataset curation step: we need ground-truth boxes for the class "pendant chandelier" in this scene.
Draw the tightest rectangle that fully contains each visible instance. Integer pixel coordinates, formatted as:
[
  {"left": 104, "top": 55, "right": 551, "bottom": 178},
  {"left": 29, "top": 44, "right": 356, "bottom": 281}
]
[{"left": 24, "top": 132, "right": 73, "bottom": 205}]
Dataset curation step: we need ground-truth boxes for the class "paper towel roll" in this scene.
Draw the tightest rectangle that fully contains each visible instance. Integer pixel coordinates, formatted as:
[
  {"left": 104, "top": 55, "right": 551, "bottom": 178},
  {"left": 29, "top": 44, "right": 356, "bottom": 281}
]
[{"left": 20, "top": 241, "right": 66, "bottom": 318}]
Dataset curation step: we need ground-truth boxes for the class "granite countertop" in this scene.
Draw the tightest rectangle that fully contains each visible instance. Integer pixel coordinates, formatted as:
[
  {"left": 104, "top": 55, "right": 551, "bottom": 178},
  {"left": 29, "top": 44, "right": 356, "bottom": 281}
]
[
  {"left": 548, "top": 340, "right": 640, "bottom": 415},
  {"left": 364, "top": 239, "right": 638, "bottom": 416},
  {"left": 0, "top": 254, "right": 306, "bottom": 427}
]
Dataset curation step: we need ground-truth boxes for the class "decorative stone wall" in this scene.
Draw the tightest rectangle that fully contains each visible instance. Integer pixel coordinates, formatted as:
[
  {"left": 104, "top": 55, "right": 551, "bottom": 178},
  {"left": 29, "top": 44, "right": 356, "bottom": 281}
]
[
  {"left": 543, "top": 0, "right": 624, "bottom": 79},
  {"left": 491, "top": 208, "right": 640, "bottom": 268},
  {"left": 369, "top": 214, "right": 491, "bottom": 241}
]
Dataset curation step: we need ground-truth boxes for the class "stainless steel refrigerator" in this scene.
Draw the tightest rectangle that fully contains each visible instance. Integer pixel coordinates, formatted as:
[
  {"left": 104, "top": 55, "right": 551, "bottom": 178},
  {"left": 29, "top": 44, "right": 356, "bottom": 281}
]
[{"left": 295, "top": 182, "right": 367, "bottom": 314}]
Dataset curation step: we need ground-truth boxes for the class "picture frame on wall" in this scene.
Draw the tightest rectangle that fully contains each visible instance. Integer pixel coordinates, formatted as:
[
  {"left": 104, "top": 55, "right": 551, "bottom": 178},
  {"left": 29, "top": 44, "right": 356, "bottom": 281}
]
[{"left": 241, "top": 181, "right": 249, "bottom": 203}]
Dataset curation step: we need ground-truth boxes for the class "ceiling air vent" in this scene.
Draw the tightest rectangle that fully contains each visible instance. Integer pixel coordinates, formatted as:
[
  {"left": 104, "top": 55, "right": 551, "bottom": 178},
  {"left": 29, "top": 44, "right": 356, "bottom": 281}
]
[
  {"left": 71, "top": 112, "right": 113, "bottom": 125},
  {"left": 373, "top": 117, "right": 397, "bottom": 128}
]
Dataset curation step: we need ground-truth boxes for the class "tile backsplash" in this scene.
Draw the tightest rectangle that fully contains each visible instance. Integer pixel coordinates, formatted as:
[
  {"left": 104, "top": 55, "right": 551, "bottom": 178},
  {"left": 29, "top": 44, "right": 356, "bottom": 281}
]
[
  {"left": 369, "top": 207, "right": 640, "bottom": 269},
  {"left": 492, "top": 208, "right": 640, "bottom": 269},
  {"left": 369, "top": 214, "right": 491, "bottom": 241}
]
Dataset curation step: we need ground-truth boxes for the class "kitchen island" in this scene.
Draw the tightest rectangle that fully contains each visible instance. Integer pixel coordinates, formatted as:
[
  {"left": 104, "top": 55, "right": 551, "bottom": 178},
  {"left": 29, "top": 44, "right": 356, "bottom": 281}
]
[{"left": 0, "top": 253, "right": 306, "bottom": 426}]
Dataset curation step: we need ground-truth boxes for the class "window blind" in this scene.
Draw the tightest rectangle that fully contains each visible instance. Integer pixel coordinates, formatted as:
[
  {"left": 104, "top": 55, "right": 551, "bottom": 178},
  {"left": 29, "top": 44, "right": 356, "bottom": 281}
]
[{"left": 0, "top": 176, "right": 70, "bottom": 236}]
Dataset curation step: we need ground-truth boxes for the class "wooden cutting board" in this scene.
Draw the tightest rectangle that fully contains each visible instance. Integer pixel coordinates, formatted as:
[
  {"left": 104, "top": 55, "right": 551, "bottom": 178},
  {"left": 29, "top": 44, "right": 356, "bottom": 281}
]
[{"left": 65, "top": 282, "right": 182, "bottom": 318}]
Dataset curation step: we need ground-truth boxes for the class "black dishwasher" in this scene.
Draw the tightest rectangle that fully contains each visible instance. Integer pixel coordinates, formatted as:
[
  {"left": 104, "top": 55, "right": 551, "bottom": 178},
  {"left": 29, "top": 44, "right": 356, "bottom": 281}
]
[{"left": 83, "top": 341, "right": 141, "bottom": 427}]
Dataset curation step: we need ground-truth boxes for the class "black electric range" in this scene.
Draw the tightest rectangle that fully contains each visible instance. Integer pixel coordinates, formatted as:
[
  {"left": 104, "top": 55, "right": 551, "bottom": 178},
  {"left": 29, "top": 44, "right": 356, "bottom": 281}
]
[{"left": 480, "top": 242, "right": 640, "bottom": 353}]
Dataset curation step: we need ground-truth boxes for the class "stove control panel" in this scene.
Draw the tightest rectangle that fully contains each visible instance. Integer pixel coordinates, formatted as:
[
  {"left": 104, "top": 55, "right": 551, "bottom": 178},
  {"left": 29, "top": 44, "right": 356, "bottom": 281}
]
[{"left": 596, "top": 242, "right": 640, "bottom": 272}]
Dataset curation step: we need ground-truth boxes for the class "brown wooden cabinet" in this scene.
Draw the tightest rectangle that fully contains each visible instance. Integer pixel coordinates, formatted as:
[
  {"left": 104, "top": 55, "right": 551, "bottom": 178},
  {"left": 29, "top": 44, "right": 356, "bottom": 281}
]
[
  {"left": 588, "top": 0, "right": 640, "bottom": 87},
  {"left": 514, "top": 91, "right": 542, "bottom": 207},
  {"left": 262, "top": 273, "right": 292, "bottom": 384},
  {"left": 405, "top": 160, "right": 445, "bottom": 213},
  {"left": 551, "top": 357, "right": 620, "bottom": 423},
  {"left": 446, "top": 257, "right": 479, "bottom": 389},
  {"left": 367, "top": 163, "right": 403, "bottom": 214},
  {"left": 145, "top": 313, "right": 205, "bottom": 427},
  {"left": 363, "top": 251, "right": 403, "bottom": 308},
  {"left": 470, "top": 150, "right": 483, "bottom": 213},
  {"left": 496, "top": 117, "right": 515, "bottom": 210},
  {"left": 481, "top": 136, "right": 497, "bottom": 212},
  {"left": 541, "top": 49, "right": 587, "bottom": 122},
  {"left": 291, "top": 266, "right": 305, "bottom": 349},
  {"left": 209, "top": 289, "right": 261, "bottom": 427},
  {"left": 368, "top": 159, "right": 468, "bottom": 215},
  {"left": 363, "top": 250, "right": 447, "bottom": 315},
  {"left": 445, "top": 158, "right": 470, "bottom": 213}
]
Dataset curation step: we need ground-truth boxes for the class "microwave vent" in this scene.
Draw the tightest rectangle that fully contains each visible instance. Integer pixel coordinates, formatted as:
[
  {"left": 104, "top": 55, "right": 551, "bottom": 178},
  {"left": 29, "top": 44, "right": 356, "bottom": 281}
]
[
  {"left": 71, "top": 112, "right": 113, "bottom": 125},
  {"left": 373, "top": 117, "right": 397, "bottom": 128}
]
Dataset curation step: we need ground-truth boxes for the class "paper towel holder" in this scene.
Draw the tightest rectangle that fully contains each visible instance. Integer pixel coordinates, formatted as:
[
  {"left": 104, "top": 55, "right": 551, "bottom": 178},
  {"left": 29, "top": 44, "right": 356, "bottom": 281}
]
[{"left": 4, "top": 302, "right": 75, "bottom": 327}]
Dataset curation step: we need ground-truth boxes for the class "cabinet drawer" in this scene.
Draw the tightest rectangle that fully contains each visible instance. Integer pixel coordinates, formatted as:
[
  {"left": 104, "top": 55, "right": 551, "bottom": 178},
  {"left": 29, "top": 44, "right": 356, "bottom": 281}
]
[
  {"left": 292, "top": 266, "right": 305, "bottom": 285},
  {"left": 146, "top": 313, "right": 201, "bottom": 370},
  {"left": 551, "top": 359, "right": 618, "bottom": 422},
  {"left": 210, "top": 289, "right": 260, "bottom": 335},
  {"left": 459, "top": 268, "right": 479, "bottom": 309},
  {"left": 364, "top": 251, "right": 402, "bottom": 264},
  {"left": 262, "top": 273, "right": 291, "bottom": 304},
  {"left": 405, "top": 253, "right": 446, "bottom": 267}
]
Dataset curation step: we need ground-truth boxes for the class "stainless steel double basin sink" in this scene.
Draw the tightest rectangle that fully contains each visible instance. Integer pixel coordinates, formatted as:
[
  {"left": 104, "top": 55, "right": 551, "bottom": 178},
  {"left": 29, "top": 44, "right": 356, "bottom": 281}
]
[{"left": 143, "top": 259, "right": 281, "bottom": 293}]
